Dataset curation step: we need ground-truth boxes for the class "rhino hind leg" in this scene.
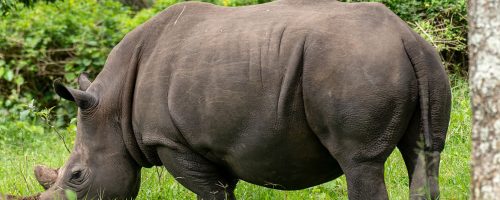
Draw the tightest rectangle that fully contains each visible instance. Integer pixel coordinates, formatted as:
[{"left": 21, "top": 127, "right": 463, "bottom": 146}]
[
  {"left": 342, "top": 162, "right": 388, "bottom": 200},
  {"left": 310, "top": 127, "right": 396, "bottom": 199},
  {"left": 398, "top": 110, "right": 441, "bottom": 200},
  {"left": 156, "top": 146, "right": 237, "bottom": 200}
]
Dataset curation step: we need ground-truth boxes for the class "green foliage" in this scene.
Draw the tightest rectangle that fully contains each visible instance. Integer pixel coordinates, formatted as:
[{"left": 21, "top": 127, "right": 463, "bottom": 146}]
[
  {"left": 64, "top": 190, "right": 77, "bottom": 200},
  {"left": 0, "top": 0, "right": 58, "bottom": 14},
  {"left": 0, "top": 0, "right": 135, "bottom": 123},
  {"left": 0, "top": 99, "right": 77, "bottom": 196}
]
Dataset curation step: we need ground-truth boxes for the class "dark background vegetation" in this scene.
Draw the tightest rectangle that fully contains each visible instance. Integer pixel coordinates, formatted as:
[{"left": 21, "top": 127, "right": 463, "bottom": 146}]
[{"left": 0, "top": 0, "right": 467, "bottom": 124}]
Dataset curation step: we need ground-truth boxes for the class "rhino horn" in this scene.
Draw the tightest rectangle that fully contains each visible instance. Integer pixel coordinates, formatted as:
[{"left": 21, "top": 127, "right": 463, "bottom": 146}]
[{"left": 34, "top": 165, "right": 59, "bottom": 190}]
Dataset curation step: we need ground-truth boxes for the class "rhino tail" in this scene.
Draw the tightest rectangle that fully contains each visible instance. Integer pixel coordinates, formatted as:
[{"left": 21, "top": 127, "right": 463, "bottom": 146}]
[
  {"left": 401, "top": 29, "right": 451, "bottom": 200},
  {"left": 402, "top": 33, "right": 432, "bottom": 152},
  {"left": 403, "top": 29, "right": 451, "bottom": 152},
  {"left": 401, "top": 32, "right": 437, "bottom": 199}
]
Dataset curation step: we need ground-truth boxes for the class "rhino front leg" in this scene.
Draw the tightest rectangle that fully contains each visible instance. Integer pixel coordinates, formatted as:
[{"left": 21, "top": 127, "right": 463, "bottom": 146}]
[{"left": 156, "top": 146, "right": 238, "bottom": 200}]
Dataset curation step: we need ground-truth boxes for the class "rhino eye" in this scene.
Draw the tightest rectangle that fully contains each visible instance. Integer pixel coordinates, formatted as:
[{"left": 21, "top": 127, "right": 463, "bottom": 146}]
[{"left": 70, "top": 170, "right": 82, "bottom": 180}]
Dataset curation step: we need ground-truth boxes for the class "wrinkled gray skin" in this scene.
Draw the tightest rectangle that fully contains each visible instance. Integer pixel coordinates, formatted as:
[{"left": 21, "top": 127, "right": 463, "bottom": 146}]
[{"left": 36, "top": 0, "right": 451, "bottom": 199}]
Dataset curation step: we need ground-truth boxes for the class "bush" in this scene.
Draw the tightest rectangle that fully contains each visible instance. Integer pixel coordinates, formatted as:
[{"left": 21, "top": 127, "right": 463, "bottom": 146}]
[
  {"left": 0, "top": 0, "right": 136, "bottom": 124},
  {"left": 0, "top": 0, "right": 467, "bottom": 122}
]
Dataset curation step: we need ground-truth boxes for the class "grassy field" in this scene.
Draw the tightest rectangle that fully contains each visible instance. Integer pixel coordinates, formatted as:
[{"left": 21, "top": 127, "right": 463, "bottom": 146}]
[{"left": 0, "top": 76, "right": 471, "bottom": 199}]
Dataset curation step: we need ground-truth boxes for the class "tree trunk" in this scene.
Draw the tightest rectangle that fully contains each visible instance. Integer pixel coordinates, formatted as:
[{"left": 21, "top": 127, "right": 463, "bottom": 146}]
[{"left": 469, "top": 0, "right": 500, "bottom": 199}]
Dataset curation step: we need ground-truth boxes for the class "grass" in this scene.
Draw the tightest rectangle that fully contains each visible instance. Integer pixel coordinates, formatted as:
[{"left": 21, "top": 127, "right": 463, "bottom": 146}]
[{"left": 0, "top": 76, "right": 471, "bottom": 199}]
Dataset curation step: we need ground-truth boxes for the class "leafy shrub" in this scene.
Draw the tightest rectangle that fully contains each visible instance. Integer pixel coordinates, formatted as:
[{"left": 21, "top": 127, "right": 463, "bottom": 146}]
[
  {"left": 0, "top": 0, "right": 467, "bottom": 123},
  {"left": 0, "top": 0, "right": 135, "bottom": 123},
  {"left": 0, "top": 0, "right": 57, "bottom": 14}
]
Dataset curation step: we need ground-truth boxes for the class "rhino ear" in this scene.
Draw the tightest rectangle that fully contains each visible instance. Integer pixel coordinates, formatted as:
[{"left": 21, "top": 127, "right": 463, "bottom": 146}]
[
  {"left": 78, "top": 73, "right": 92, "bottom": 91},
  {"left": 34, "top": 165, "right": 59, "bottom": 190},
  {"left": 54, "top": 79, "right": 97, "bottom": 109}
]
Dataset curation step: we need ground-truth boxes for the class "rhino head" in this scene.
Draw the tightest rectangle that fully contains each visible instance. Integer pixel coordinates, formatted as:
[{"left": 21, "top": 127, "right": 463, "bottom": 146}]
[{"left": 38, "top": 74, "right": 141, "bottom": 200}]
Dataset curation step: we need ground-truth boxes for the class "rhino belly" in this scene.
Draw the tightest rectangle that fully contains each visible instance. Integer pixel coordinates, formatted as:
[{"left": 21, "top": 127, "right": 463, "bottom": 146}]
[{"left": 220, "top": 131, "right": 343, "bottom": 190}]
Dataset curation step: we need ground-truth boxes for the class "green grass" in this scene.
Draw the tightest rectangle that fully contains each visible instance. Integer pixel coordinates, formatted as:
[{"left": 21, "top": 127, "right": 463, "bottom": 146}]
[{"left": 0, "top": 76, "right": 471, "bottom": 199}]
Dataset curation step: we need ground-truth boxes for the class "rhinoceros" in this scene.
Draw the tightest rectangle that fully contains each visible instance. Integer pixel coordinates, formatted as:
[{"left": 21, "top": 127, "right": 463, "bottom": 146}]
[{"left": 27, "top": 0, "right": 453, "bottom": 199}]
